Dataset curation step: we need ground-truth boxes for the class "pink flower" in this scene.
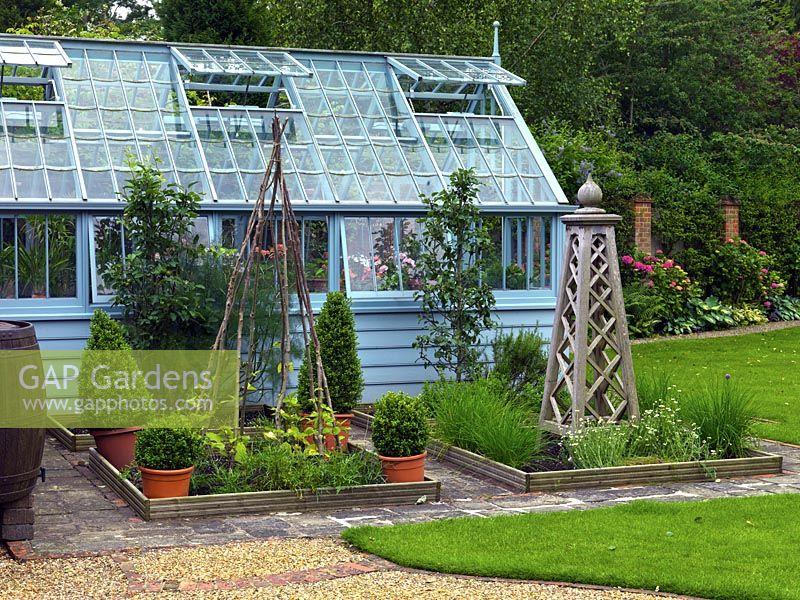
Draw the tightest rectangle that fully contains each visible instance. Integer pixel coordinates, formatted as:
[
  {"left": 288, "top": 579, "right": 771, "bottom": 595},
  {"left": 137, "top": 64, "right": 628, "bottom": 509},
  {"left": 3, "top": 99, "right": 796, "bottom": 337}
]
[
  {"left": 662, "top": 259, "right": 674, "bottom": 269},
  {"left": 399, "top": 252, "right": 408, "bottom": 261},
  {"left": 727, "top": 238, "right": 735, "bottom": 244},
  {"left": 633, "top": 261, "right": 646, "bottom": 271},
  {"left": 761, "top": 268, "right": 769, "bottom": 274},
  {"left": 379, "top": 264, "right": 389, "bottom": 274},
  {"left": 622, "top": 255, "right": 634, "bottom": 266},
  {"left": 764, "top": 301, "right": 772, "bottom": 308},
  {"left": 645, "top": 280, "right": 654, "bottom": 288},
  {"left": 669, "top": 281, "right": 677, "bottom": 288},
  {"left": 655, "top": 249, "right": 664, "bottom": 255},
  {"left": 643, "top": 264, "right": 654, "bottom": 273},
  {"left": 740, "top": 240, "right": 748, "bottom": 245},
  {"left": 758, "top": 250, "right": 767, "bottom": 257},
  {"left": 644, "top": 255, "right": 656, "bottom": 262},
  {"left": 771, "top": 282, "right": 780, "bottom": 289}
]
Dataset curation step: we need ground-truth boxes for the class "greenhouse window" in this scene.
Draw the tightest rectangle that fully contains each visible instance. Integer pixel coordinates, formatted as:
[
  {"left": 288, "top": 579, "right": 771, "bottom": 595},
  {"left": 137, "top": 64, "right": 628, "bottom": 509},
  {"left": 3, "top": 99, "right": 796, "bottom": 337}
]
[
  {"left": 88, "top": 215, "right": 209, "bottom": 303},
  {"left": 0, "top": 214, "right": 77, "bottom": 300},
  {"left": 340, "top": 216, "right": 423, "bottom": 294}
]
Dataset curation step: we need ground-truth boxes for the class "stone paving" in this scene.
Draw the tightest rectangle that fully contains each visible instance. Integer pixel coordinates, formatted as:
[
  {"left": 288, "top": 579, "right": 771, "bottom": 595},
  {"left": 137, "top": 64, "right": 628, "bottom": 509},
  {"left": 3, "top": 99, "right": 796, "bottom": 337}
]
[{"left": 18, "top": 427, "right": 800, "bottom": 558}]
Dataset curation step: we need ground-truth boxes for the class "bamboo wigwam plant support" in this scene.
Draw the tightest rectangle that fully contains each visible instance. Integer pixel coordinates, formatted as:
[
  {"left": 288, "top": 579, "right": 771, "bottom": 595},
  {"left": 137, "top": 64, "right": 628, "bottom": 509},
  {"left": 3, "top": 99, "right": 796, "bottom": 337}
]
[{"left": 212, "top": 116, "right": 332, "bottom": 453}]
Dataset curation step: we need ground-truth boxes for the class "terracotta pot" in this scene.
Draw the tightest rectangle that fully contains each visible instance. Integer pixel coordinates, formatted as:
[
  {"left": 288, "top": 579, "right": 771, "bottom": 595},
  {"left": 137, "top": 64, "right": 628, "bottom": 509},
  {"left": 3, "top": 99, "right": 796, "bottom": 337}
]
[
  {"left": 139, "top": 465, "right": 194, "bottom": 498},
  {"left": 90, "top": 428, "right": 140, "bottom": 471},
  {"left": 379, "top": 451, "right": 427, "bottom": 483},
  {"left": 300, "top": 413, "right": 353, "bottom": 451}
]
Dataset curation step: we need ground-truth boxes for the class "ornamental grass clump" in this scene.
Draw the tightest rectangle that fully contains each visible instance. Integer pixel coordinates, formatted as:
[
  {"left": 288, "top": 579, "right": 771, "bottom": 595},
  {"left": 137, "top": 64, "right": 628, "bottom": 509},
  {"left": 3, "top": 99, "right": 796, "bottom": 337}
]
[
  {"left": 682, "top": 377, "right": 756, "bottom": 459},
  {"left": 432, "top": 379, "right": 542, "bottom": 469},
  {"left": 371, "top": 392, "right": 429, "bottom": 458}
]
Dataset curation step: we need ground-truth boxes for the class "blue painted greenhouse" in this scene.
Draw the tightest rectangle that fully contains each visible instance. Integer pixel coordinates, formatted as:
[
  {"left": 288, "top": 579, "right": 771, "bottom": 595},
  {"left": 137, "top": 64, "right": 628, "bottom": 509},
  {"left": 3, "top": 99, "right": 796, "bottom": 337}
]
[{"left": 0, "top": 35, "right": 571, "bottom": 401}]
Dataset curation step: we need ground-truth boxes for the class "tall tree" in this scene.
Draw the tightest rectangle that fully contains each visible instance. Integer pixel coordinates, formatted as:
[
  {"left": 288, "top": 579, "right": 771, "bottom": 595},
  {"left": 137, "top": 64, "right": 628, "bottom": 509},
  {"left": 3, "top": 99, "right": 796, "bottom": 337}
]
[
  {"left": 158, "top": 0, "right": 272, "bottom": 45},
  {"left": 0, "top": 0, "right": 53, "bottom": 33},
  {"left": 607, "top": 0, "right": 782, "bottom": 134}
]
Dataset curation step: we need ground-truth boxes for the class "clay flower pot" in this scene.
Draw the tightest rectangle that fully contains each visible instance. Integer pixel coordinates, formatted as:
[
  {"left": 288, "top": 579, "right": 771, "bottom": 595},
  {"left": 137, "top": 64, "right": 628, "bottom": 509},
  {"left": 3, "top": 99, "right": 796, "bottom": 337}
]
[
  {"left": 378, "top": 451, "right": 427, "bottom": 483},
  {"left": 90, "top": 428, "right": 140, "bottom": 471},
  {"left": 139, "top": 465, "right": 194, "bottom": 498}
]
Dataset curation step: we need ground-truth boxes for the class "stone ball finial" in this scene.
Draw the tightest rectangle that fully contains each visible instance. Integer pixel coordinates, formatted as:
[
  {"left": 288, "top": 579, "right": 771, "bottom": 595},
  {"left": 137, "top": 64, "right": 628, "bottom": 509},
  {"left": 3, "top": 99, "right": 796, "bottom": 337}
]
[
  {"left": 577, "top": 173, "right": 603, "bottom": 208},
  {"left": 493, "top": 20, "right": 500, "bottom": 28}
]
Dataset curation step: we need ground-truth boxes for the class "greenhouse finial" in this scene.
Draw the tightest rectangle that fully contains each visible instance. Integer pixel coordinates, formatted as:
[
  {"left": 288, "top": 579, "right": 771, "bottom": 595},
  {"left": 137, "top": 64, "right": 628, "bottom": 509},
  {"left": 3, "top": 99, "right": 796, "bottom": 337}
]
[{"left": 492, "top": 21, "right": 501, "bottom": 66}]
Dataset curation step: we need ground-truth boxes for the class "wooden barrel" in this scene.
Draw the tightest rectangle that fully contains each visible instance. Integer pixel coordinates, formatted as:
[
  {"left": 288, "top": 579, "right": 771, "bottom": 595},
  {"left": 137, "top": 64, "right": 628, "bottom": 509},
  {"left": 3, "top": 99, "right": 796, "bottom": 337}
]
[{"left": 0, "top": 320, "right": 45, "bottom": 505}]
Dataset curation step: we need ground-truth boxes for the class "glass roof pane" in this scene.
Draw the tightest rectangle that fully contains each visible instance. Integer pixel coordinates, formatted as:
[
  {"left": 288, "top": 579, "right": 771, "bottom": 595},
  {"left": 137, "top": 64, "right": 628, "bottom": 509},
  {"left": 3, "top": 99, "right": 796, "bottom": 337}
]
[
  {"left": 116, "top": 51, "right": 150, "bottom": 82},
  {"left": 340, "top": 62, "right": 371, "bottom": 90},
  {"left": 15, "top": 169, "right": 47, "bottom": 198},
  {"left": 0, "top": 38, "right": 70, "bottom": 68},
  {"left": 173, "top": 47, "right": 310, "bottom": 77},
  {"left": 388, "top": 55, "right": 524, "bottom": 86},
  {"left": 62, "top": 50, "right": 89, "bottom": 80},
  {"left": 87, "top": 49, "right": 120, "bottom": 81},
  {"left": 314, "top": 60, "right": 346, "bottom": 89}
]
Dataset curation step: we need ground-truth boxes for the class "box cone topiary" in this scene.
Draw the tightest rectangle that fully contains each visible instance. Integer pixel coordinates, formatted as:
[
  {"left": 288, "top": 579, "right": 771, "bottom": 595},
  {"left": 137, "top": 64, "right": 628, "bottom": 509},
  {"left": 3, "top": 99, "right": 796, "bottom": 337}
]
[
  {"left": 80, "top": 309, "right": 147, "bottom": 469},
  {"left": 297, "top": 292, "right": 363, "bottom": 415}
]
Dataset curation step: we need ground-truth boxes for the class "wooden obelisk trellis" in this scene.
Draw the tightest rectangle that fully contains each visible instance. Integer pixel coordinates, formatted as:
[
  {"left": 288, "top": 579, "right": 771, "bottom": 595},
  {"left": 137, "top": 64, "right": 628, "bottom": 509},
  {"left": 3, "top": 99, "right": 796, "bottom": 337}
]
[{"left": 540, "top": 174, "right": 639, "bottom": 433}]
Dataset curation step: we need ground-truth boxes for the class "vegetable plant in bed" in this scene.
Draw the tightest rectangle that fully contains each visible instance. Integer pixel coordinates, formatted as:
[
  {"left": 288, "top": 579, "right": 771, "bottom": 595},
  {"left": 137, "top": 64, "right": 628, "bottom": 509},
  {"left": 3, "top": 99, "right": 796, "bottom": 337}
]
[
  {"left": 371, "top": 392, "right": 430, "bottom": 483},
  {"left": 134, "top": 427, "right": 204, "bottom": 498}
]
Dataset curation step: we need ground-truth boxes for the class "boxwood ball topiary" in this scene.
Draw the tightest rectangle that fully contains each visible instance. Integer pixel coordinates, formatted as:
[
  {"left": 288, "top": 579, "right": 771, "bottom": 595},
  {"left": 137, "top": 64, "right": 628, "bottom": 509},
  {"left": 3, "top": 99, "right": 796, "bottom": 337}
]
[
  {"left": 297, "top": 292, "right": 364, "bottom": 414},
  {"left": 134, "top": 427, "right": 204, "bottom": 471},
  {"left": 371, "top": 391, "right": 430, "bottom": 458}
]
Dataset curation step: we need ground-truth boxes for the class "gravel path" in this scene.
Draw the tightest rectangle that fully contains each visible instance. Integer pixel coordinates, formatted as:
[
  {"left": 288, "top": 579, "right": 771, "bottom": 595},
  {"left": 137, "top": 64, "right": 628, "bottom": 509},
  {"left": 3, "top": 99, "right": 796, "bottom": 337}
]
[{"left": 2, "top": 538, "right": 679, "bottom": 599}]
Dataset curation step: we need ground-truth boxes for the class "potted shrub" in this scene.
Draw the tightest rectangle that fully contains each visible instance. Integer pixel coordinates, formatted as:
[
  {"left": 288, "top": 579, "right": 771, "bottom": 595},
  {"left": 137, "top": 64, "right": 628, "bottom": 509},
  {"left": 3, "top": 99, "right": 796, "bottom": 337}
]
[
  {"left": 297, "top": 292, "right": 364, "bottom": 449},
  {"left": 79, "top": 310, "right": 144, "bottom": 470},
  {"left": 371, "top": 391, "right": 429, "bottom": 483},
  {"left": 134, "top": 427, "right": 204, "bottom": 498}
]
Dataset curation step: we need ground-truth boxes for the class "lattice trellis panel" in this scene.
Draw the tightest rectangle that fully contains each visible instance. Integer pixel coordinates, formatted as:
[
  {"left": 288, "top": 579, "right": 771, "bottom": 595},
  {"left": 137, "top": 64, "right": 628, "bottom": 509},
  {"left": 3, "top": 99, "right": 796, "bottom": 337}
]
[{"left": 540, "top": 212, "right": 639, "bottom": 433}]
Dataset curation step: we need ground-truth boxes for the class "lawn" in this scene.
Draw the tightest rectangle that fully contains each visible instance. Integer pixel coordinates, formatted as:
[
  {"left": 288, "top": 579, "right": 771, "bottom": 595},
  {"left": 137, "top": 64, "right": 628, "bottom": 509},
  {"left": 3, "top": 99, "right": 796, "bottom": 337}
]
[
  {"left": 344, "top": 494, "right": 800, "bottom": 600},
  {"left": 632, "top": 326, "right": 800, "bottom": 445}
]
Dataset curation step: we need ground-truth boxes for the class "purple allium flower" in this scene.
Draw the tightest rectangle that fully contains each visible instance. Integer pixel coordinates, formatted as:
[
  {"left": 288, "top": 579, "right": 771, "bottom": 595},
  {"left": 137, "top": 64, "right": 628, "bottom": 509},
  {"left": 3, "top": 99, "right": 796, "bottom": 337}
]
[{"left": 725, "top": 373, "right": 731, "bottom": 380}]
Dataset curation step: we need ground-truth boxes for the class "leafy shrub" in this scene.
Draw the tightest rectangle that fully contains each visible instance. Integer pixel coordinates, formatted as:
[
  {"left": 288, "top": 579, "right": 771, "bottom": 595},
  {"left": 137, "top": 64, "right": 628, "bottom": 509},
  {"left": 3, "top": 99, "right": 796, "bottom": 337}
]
[
  {"left": 371, "top": 392, "right": 429, "bottom": 458},
  {"left": 489, "top": 329, "right": 548, "bottom": 400},
  {"left": 564, "top": 423, "right": 629, "bottom": 469},
  {"left": 105, "top": 162, "right": 210, "bottom": 350},
  {"left": 765, "top": 295, "right": 800, "bottom": 321},
  {"left": 297, "top": 292, "right": 363, "bottom": 414},
  {"left": 413, "top": 169, "right": 496, "bottom": 382},
  {"left": 681, "top": 378, "right": 756, "bottom": 459},
  {"left": 663, "top": 297, "right": 736, "bottom": 335},
  {"left": 731, "top": 305, "right": 768, "bottom": 326},
  {"left": 621, "top": 251, "right": 699, "bottom": 321},
  {"left": 705, "top": 239, "right": 786, "bottom": 305},
  {"left": 623, "top": 283, "right": 666, "bottom": 338},
  {"left": 628, "top": 400, "right": 708, "bottom": 462},
  {"left": 135, "top": 427, "right": 205, "bottom": 470},
  {"left": 432, "top": 379, "right": 541, "bottom": 469}
]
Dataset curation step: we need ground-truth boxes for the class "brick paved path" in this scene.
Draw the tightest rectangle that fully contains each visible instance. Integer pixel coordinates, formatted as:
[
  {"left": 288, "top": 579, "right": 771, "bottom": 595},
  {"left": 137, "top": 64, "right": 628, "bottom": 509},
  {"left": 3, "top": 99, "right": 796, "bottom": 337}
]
[{"left": 16, "top": 428, "right": 800, "bottom": 558}]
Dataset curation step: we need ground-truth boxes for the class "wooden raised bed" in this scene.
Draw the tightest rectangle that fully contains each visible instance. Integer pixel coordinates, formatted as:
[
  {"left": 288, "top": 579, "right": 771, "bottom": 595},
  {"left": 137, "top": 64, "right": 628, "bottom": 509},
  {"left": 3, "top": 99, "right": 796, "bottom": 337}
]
[
  {"left": 47, "top": 418, "right": 94, "bottom": 452},
  {"left": 89, "top": 447, "right": 441, "bottom": 521},
  {"left": 48, "top": 421, "right": 271, "bottom": 453},
  {"left": 354, "top": 410, "right": 783, "bottom": 492}
]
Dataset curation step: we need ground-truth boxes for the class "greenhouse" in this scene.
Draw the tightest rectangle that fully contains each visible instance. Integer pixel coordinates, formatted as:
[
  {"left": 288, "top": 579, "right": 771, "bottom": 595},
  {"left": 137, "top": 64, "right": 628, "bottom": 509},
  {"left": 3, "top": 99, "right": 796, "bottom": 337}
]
[{"left": 0, "top": 35, "right": 571, "bottom": 400}]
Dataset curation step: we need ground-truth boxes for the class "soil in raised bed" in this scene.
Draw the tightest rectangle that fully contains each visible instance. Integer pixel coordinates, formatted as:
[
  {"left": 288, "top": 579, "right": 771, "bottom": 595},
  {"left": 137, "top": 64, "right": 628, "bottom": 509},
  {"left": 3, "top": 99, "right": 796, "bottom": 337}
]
[{"left": 522, "top": 439, "right": 573, "bottom": 473}]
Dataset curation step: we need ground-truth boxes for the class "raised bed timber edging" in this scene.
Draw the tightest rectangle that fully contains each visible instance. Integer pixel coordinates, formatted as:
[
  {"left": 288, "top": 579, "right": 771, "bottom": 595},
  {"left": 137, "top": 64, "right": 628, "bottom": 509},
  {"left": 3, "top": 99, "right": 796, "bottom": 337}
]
[
  {"left": 48, "top": 422, "right": 271, "bottom": 453},
  {"left": 88, "top": 447, "right": 441, "bottom": 521},
  {"left": 353, "top": 410, "right": 783, "bottom": 492},
  {"left": 47, "top": 418, "right": 94, "bottom": 452}
]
